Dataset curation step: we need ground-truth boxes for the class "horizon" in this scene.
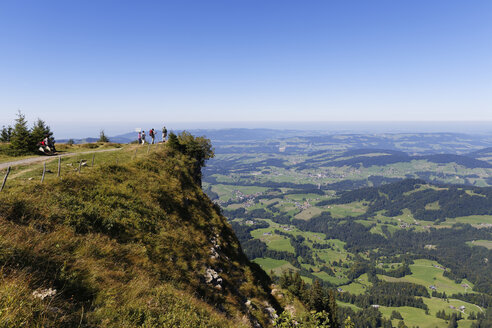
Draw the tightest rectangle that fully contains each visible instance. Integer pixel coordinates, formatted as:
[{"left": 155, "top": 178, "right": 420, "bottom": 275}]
[{"left": 42, "top": 121, "right": 492, "bottom": 140}]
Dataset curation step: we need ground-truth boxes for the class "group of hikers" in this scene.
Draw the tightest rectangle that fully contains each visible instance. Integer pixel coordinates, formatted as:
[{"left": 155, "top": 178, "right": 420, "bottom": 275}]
[
  {"left": 36, "top": 126, "right": 169, "bottom": 156},
  {"left": 137, "top": 126, "right": 167, "bottom": 145},
  {"left": 38, "top": 134, "right": 56, "bottom": 154}
]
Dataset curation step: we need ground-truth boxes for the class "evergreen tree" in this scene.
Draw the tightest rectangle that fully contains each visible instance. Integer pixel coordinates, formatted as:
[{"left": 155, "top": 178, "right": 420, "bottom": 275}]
[
  {"left": 398, "top": 320, "right": 408, "bottom": 328},
  {"left": 31, "top": 118, "right": 53, "bottom": 151},
  {"left": 167, "top": 132, "right": 181, "bottom": 151},
  {"left": 0, "top": 125, "right": 12, "bottom": 142},
  {"left": 308, "top": 279, "right": 323, "bottom": 311},
  {"left": 9, "top": 111, "right": 32, "bottom": 155},
  {"left": 98, "top": 130, "right": 109, "bottom": 142},
  {"left": 288, "top": 271, "right": 306, "bottom": 299},
  {"left": 391, "top": 310, "right": 404, "bottom": 320},
  {"left": 447, "top": 313, "right": 458, "bottom": 328},
  {"left": 328, "top": 290, "right": 338, "bottom": 328}
]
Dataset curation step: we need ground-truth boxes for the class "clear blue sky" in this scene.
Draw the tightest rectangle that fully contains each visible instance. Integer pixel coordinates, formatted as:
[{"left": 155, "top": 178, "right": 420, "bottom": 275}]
[{"left": 0, "top": 0, "right": 491, "bottom": 137}]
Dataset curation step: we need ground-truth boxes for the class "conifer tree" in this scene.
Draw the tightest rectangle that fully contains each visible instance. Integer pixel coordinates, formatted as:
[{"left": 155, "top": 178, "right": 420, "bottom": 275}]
[
  {"left": 98, "top": 130, "right": 109, "bottom": 142},
  {"left": 31, "top": 118, "right": 53, "bottom": 150},
  {"left": 308, "top": 279, "right": 324, "bottom": 311},
  {"left": 9, "top": 111, "right": 32, "bottom": 155},
  {"left": 0, "top": 125, "right": 12, "bottom": 142},
  {"left": 328, "top": 290, "right": 338, "bottom": 328},
  {"left": 447, "top": 313, "right": 458, "bottom": 328},
  {"left": 398, "top": 320, "right": 408, "bottom": 328}
]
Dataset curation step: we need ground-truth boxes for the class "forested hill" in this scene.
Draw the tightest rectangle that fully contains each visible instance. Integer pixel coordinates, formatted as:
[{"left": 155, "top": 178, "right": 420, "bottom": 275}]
[
  {"left": 325, "top": 179, "right": 492, "bottom": 221},
  {"left": 298, "top": 149, "right": 492, "bottom": 169},
  {"left": 0, "top": 137, "right": 280, "bottom": 327}
]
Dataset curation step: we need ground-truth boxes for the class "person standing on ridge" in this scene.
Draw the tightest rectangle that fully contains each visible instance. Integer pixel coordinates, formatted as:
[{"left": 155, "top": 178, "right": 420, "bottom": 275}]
[
  {"left": 162, "top": 126, "right": 167, "bottom": 143},
  {"left": 141, "top": 130, "right": 146, "bottom": 144},
  {"left": 149, "top": 128, "right": 155, "bottom": 144},
  {"left": 138, "top": 131, "right": 142, "bottom": 144}
]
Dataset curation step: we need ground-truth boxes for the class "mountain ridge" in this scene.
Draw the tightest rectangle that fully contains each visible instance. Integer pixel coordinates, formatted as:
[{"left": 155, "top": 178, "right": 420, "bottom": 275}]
[{"left": 0, "top": 139, "right": 280, "bottom": 327}]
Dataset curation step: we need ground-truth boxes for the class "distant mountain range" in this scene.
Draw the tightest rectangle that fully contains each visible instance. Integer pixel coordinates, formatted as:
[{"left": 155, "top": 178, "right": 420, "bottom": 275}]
[
  {"left": 56, "top": 128, "right": 318, "bottom": 144},
  {"left": 57, "top": 129, "right": 492, "bottom": 158},
  {"left": 57, "top": 130, "right": 165, "bottom": 144}
]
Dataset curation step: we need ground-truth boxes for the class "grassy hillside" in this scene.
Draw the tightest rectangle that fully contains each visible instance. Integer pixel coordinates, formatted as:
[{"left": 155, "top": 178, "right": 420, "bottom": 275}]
[{"left": 0, "top": 142, "right": 279, "bottom": 327}]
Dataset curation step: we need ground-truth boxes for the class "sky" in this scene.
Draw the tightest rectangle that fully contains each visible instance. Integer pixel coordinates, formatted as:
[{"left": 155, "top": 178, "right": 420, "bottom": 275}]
[{"left": 0, "top": 0, "right": 491, "bottom": 138}]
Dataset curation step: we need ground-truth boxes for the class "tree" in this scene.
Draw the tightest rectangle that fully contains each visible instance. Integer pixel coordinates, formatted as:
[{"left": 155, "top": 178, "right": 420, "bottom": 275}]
[
  {"left": 274, "top": 311, "right": 297, "bottom": 328},
  {"left": 308, "top": 279, "right": 323, "bottom": 311},
  {"left": 344, "top": 316, "right": 355, "bottom": 328},
  {"left": 391, "top": 310, "right": 404, "bottom": 320},
  {"left": 0, "top": 125, "right": 12, "bottom": 142},
  {"left": 9, "top": 111, "right": 32, "bottom": 155},
  {"left": 31, "top": 118, "right": 53, "bottom": 151},
  {"left": 397, "top": 321, "right": 408, "bottom": 328},
  {"left": 167, "top": 131, "right": 214, "bottom": 186},
  {"left": 447, "top": 314, "right": 458, "bottom": 328},
  {"left": 98, "top": 130, "right": 109, "bottom": 142},
  {"left": 327, "top": 290, "right": 338, "bottom": 328}
]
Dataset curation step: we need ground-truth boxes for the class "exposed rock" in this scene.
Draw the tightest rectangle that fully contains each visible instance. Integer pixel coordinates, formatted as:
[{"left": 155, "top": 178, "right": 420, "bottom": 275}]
[{"left": 32, "top": 288, "right": 56, "bottom": 300}]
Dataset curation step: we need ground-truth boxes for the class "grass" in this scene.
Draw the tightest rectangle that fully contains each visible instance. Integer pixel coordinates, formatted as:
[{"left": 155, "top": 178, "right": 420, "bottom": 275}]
[
  {"left": 324, "top": 201, "right": 367, "bottom": 218},
  {"left": 253, "top": 258, "right": 298, "bottom": 276},
  {"left": 425, "top": 201, "right": 440, "bottom": 210},
  {"left": 294, "top": 207, "right": 323, "bottom": 221},
  {"left": 0, "top": 143, "right": 134, "bottom": 186},
  {"left": 336, "top": 300, "right": 361, "bottom": 311},
  {"left": 378, "top": 259, "right": 475, "bottom": 295},
  {"left": 424, "top": 297, "right": 483, "bottom": 317},
  {"left": 378, "top": 297, "right": 480, "bottom": 328},
  {"left": 0, "top": 142, "right": 123, "bottom": 164},
  {"left": 378, "top": 305, "right": 441, "bottom": 328},
  {"left": 445, "top": 215, "right": 492, "bottom": 226},
  {"left": 0, "top": 143, "right": 277, "bottom": 327},
  {"left": 210, "top": 184, "right": 269, "bottom": 202},
  {"left": 467, "top": 240, "right": 492, "bottom": 250},
  {"left": 250, "top": 227, "right": 295, "bottom": 253},
  {"left": 337, "top": 274, "right": 372, "bottom": 294}
]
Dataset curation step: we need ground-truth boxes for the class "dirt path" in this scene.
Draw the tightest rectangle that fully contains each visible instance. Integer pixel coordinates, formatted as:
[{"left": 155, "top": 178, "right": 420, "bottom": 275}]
[{"left": 0, "top": 148, "right": 123, "bottom": 170}]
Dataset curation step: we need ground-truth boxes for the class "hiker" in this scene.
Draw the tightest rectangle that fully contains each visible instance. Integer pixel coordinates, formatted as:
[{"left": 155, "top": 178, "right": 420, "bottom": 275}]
[
  {"left": 38, "top": 135, "right": 54, "bottom": 154},
  {"left": 38, "top": 139, "right": 48, "bottom": 153},
  {"left": 44, "top": 134, "right": 56, "bottom": 153},
  {"left": 138, "top": 131, "right": 142, "bottom": 144},
  {"left": 141, "top": 130, "right": 146, "bottom": 144},
  {"left": 162, "top": 126, "right": 167, "bottom": 143},
  {"left": 149, "top": 128, "right": 155, "bottom": 144}
]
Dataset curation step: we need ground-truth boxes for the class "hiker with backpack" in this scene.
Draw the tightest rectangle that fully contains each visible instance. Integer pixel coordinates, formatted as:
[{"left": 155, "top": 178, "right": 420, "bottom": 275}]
[
  {"left": 138, "top": 131, "right": 142, "bottom": 144},
  {"left": 149, "top": 128, "right": 155, "bottom": 144},
  {"left": 141, "top": 130, "right": 146, "bottom": 144},
  {"left": 38, "top": 134, "right": 55, "bottom": 155},
  {"left": 162, "top": 126, "right": 167, "bottom": 143}
]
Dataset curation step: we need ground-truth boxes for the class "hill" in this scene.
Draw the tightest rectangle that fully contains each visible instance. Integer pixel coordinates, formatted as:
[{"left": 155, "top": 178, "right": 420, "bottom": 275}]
[{"left": 0, "top": 138, "right": 280, "bottom": 327}]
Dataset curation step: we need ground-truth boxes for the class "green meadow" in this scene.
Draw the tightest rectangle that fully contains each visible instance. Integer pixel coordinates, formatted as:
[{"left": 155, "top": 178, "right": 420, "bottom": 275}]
[
  {"left": 252, "top": 258, "right": 298, "bottom": 276},
  {"left": 337, "top": 273, "right": 372, "bottom": 294},
  {"left": 467, "top": 240, "right": 492, "bottom": 250},
  {"left": 379, "top": 259, "right": 475, "bottom": 295}
]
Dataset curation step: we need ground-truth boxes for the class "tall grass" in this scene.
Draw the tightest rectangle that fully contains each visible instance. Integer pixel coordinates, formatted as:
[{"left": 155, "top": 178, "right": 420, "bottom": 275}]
[{"left": 0, "top": 144, "right": 277, "bottom": 327}]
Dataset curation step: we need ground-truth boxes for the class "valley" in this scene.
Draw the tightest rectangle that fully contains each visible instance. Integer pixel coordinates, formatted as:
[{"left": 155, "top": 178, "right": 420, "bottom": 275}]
[{"left": 203, "top": 131, "right": 492, "bottom": 327}]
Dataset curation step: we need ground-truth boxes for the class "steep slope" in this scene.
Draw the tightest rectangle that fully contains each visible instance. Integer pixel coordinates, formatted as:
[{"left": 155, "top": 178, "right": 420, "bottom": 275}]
[{"left": 0, "top": 143, "right": 279, "bottom": 327}]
